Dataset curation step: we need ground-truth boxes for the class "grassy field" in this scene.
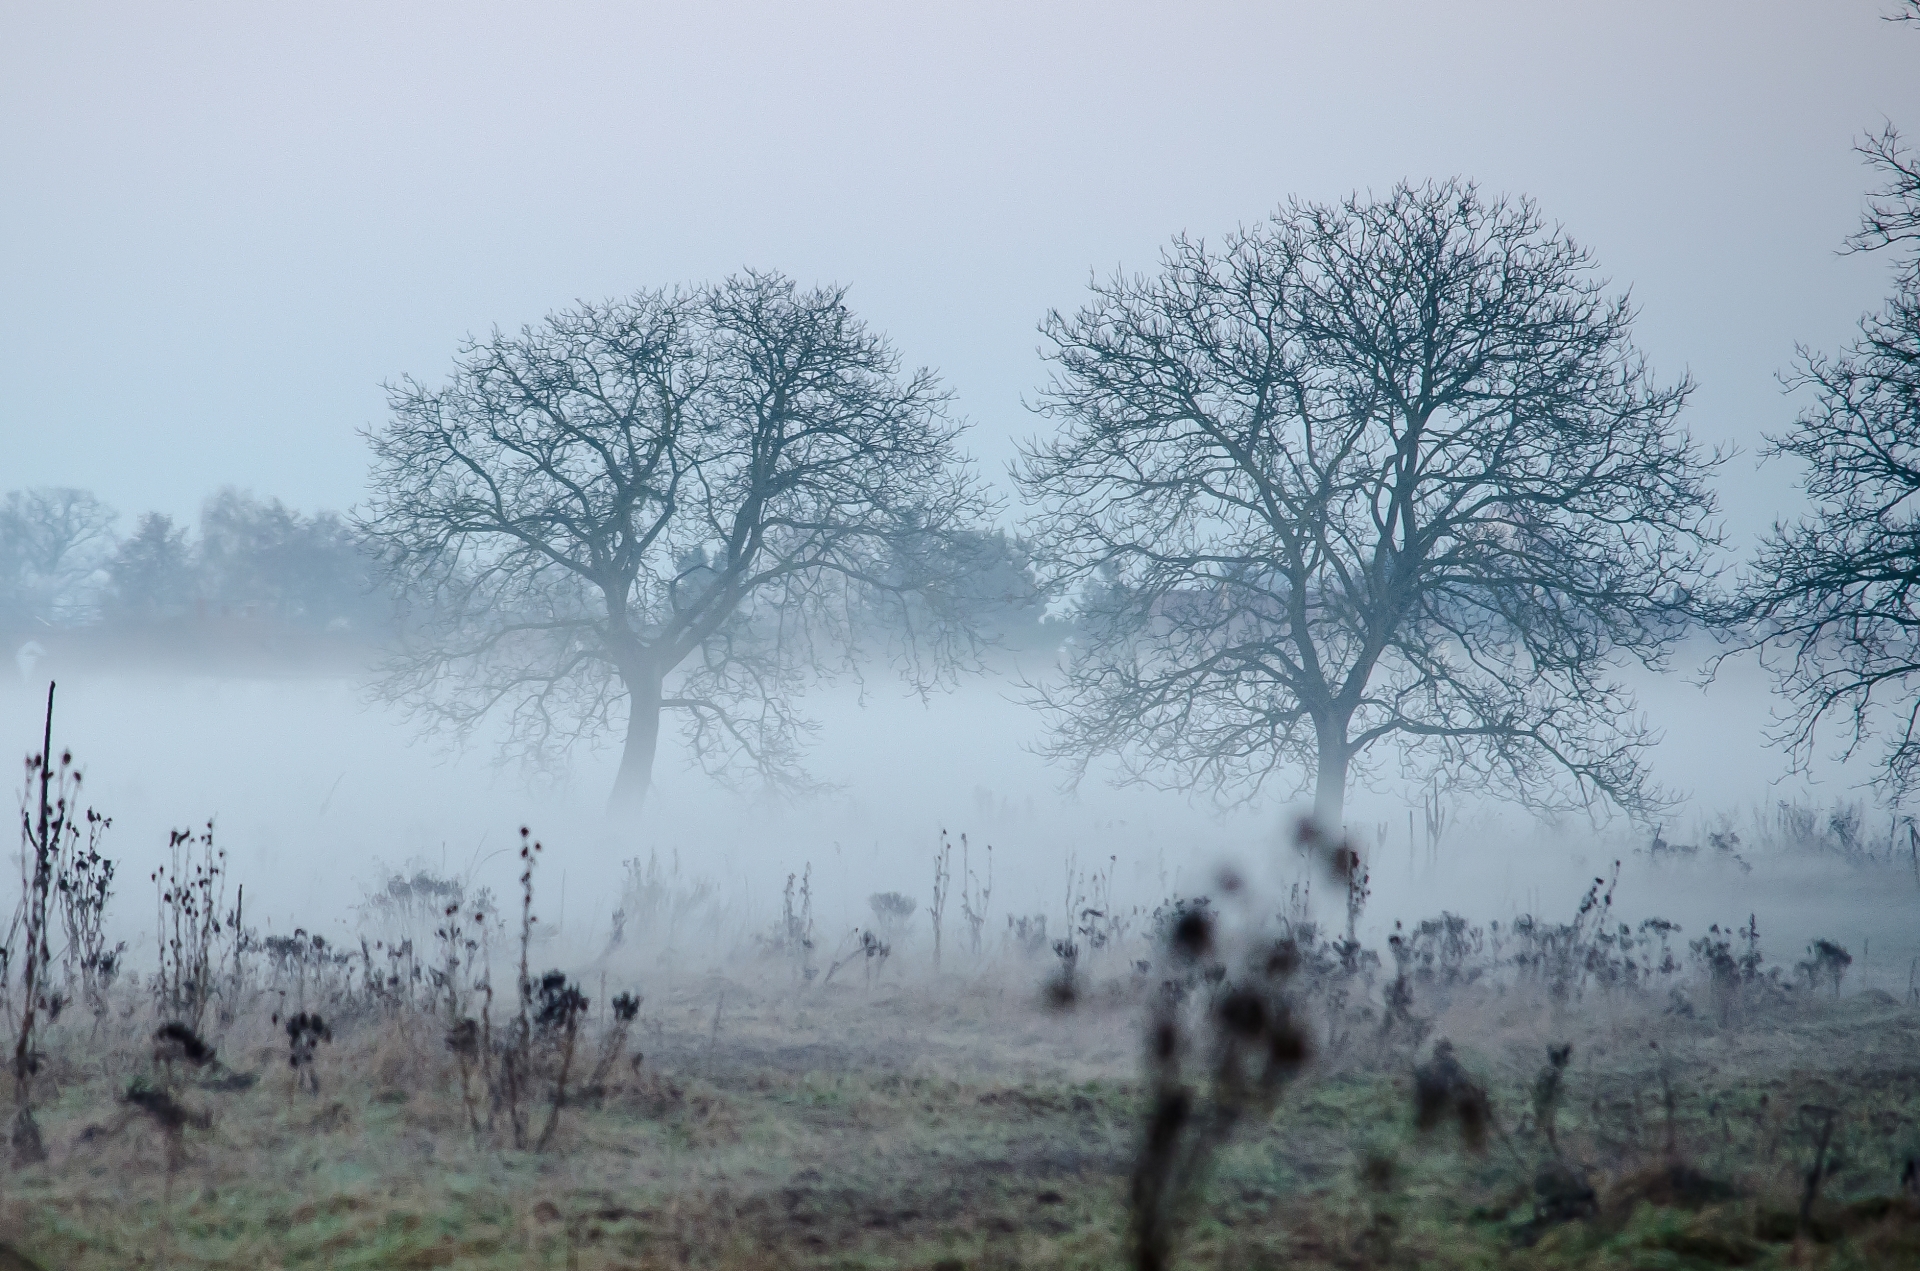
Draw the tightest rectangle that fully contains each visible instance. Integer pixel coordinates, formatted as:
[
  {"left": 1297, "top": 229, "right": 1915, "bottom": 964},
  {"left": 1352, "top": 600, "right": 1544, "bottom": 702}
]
[{"left": 4, "top": 950, "right": 1919, "bottom": 1271}]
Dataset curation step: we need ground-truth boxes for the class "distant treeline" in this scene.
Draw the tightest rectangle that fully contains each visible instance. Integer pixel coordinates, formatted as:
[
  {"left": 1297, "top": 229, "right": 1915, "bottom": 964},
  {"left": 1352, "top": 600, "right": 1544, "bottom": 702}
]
[{"left": 0, "top": 485, "right": 1056, "bottom": 666}]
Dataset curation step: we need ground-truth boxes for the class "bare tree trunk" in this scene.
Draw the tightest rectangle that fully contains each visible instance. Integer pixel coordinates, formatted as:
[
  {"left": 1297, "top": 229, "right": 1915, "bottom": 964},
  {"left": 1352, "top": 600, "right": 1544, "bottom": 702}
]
[
  {"left": 610, "top": 674, "right": 662, "bottom": 812},
  {"left": 1312, "top": 723, "right": 1349, "bottom": 837}
]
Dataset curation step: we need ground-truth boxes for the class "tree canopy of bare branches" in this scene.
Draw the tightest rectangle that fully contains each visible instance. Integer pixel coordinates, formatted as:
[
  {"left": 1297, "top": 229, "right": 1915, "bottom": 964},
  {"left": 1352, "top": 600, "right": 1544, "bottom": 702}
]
[
  {"left": 360, "top": 272, "right": 991, "bottom": 809},
  {"left": 1723, "top": 86, "right": 1920, "bottom": 796},
  {"left": 1016, "top": 181, "right": 1722, "bottom": 829},
  {"left": 0, "top": 487, "right": 117, "bottom": 631}
]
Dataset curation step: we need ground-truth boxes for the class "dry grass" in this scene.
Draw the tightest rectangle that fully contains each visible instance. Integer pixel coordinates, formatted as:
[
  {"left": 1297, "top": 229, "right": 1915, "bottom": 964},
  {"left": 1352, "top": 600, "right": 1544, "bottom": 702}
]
[{"left": 0, "top": 956, "right": 1916, "bottom": 1270}]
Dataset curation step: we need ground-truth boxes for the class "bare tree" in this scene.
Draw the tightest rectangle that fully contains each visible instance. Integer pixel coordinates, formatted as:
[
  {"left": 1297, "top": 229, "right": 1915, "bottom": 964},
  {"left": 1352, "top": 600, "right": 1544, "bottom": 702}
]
[
  {"left": 1851, "top": 125, "right": 1920, "bottom": 267},
  {"left": 360, "top": 272, "right": 991, "bottom": 809},
  {"left": 1016, "top": 181, "right": 1721, "bottom": 830},
  {"left": 198, "top": 489, "right": 388, "bottom": 630},
  {"left": 1721, "top": 101, "right": 1920, "bottom": 794},
  {"left": 0, "top": 487, "right": 117, "bottom": 631}
]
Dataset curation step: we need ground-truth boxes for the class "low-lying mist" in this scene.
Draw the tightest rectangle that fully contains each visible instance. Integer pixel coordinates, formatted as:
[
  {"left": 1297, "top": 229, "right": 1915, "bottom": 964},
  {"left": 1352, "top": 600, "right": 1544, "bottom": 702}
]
[{"left": 11, "top": 637, "right": 1915, "bottom": 1001}]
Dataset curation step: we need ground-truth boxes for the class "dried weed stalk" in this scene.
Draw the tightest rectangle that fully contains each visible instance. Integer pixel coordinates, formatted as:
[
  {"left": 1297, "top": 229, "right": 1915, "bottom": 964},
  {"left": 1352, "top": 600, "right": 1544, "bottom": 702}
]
[
  {"left": 958, "top": 834, "right": 992, "bottom": 958},
  {"left": 1128, "top": 904, "right": 1309, "bottom": 1271},
  {"left": 768, "top": 866, "right": 817, "bottom": 982},
  {"left": 152, "top": 820, "right": 236, "bottom": 1029},
  {"left": 929, "top": 833, "right": 952, "bottom": 971},
  {"left": 285, "top": 1012, "right": 332, "bottom": 1094},
  {"left": 586, "top": 991, "right": 642, "bottom": 1094},
  {"left": 55, "top": 805, "right": 120, "bottom": 1018},
  {"left": 11, "top": 682, "right": 59, "bottom": 1165},
  {"left": 532, "top": 971, "right": 589, "bottom": 1150},
  {"left": 498, "top": 827, "right": 543, "bottom": 1149}
]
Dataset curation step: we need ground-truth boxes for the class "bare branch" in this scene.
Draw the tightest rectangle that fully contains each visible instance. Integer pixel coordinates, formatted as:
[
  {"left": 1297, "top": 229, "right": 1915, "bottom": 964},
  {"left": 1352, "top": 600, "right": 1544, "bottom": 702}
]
[
  {"left": 1847, "top": 124, "right": 1920, "bottom": 268},
  {"left": 359, "top": 274, "right": 995, "bottom": 806},
  {"left": 1723, "top": 268, "right": 1920, "bottom": 796},
  {"left": 1017, "top": 180, "right": 1720, "bottom": 825}
]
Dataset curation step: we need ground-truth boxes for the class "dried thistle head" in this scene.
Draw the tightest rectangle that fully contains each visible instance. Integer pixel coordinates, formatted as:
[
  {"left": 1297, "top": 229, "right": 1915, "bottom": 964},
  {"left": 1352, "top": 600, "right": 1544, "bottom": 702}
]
[
  {"left": 446, "top": 1018, "right": 480, "bottom": 1058},
  {"left": 1262, "top": 938, "right": 1301, "bottom": 980},
  {"left": 1215, "top": 986, "right": 1268, "bottom": 1041},
  {"left": 1413, "top": 1038, "right": 1492, "bottom": 1151},
  {"left": 1265, "top": 1006, "right": 1309, "bottom": 1069},
  {"left": 534, "top": 972, "right": 589, "bottom": 1033},
  {"left": 1170, "top": 909, "right": 1213, "bottom": 961},
  {"left": 1328, "top": 845, "right": 1363, "bottom": 883},
  {"left": 287, "top": 1012, "right": 332, "bottom": 1062},
  {"left": 124, "top": 1079, "right": 209, "bottom": 1132},
  {"left": 153, "top": 1022, "right": 215, "bottom": 1067},
  {"left": 1150, "top": 1017, "right": 1180, "bottom": 1064}
]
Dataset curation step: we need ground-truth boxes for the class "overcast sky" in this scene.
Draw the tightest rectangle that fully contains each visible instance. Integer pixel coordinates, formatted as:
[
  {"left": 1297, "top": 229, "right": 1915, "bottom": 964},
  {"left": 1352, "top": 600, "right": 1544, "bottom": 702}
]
[{"left": 4, "top": 1, "right": 1917, "bottom": 548}]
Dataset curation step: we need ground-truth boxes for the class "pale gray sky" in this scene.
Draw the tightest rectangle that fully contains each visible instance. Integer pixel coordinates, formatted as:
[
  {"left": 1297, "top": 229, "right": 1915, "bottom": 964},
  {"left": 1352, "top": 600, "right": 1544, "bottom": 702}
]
[{"left": 4, "top": 1, "right": 1917, "bottom": 547}]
